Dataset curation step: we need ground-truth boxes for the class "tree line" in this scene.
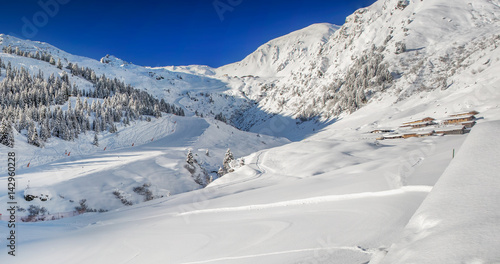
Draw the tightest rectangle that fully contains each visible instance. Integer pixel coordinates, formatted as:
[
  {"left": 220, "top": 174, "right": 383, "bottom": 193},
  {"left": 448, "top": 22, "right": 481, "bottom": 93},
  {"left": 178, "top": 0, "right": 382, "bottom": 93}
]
[{"left": 0, "top": 54, "right": 184, "bottom": 148}]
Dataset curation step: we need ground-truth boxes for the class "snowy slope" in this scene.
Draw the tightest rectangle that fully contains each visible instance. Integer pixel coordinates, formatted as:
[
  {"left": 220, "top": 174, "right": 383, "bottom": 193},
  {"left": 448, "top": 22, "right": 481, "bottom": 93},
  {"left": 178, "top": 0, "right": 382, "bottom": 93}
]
[
  {"left": 217, "top": 23, "right": 339, "bottom": 78},
  {"left": 380, "top": 121, "right": 500, "bottom": 264},
  {"left": 3, "top": 86, "right": 496, "bottom": 263},
  {"left": 0, "top": 0, "right": 500, "bottom": 262},
  {"left": 0, "top": 34, "right": 289, "bottom": 218},
  {"left": 0, "top": 108, "right": 468, "bottom": 264},
  {"left": 0, "top": 115, "right": 287, "bottom": 216},
  {"left": 3, "top": 61, "right": 500, "bottom": 262},
  {"left": 0, "top": 34, "right": 226, "bottom": 105},
  {"left": 208, "top": 0, "right": 500, "bottom": 120}
]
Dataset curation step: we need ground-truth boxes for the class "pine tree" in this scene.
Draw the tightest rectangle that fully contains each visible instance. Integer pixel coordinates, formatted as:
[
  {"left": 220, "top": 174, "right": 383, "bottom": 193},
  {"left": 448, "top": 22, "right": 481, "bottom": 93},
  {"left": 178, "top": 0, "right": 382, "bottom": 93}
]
[
  {"left": 109, "top": 123, "right": 117, "bottom": 133},
  {"left": 40, "top": 120, "right": 50, "bottom": 141},
  {"left": 57, "top": 58, "right": 62, "bottom": 69},
  {"left": 27, "top": 122, "right": 42, "bottom": 147},
  {"left": 0, "top": 119, "right": 15, "bottom": 148},
  {"left": 186, "top": 150, "right": 195, "bottom": 165},
  {"left": 223, "top": 148, "right": 234, "bottom": 173},
  {"left": 92, "top": 132, "right": 99, "bottom": 147},
  {"left": 217, "top": 167, "right": 224, "bottom": 177},
  {"left": 184, "top": 150, "right": 197, "bottom": 177},
  {"left": 154, "top": 104, "right": 162, "bottom": 118}
]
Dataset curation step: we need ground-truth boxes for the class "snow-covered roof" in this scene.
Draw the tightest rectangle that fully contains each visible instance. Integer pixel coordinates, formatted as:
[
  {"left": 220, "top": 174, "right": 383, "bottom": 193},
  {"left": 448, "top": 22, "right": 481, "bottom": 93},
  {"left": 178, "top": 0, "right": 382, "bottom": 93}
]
[
  {"left": 435, "top": 125, "right": 465, "bottom": 132},
  {"left": 409, "top": 121, "right": 435, "bottom": 126},
  {"left": 444, "top": 115, "right": 475, "bottom": 121}
]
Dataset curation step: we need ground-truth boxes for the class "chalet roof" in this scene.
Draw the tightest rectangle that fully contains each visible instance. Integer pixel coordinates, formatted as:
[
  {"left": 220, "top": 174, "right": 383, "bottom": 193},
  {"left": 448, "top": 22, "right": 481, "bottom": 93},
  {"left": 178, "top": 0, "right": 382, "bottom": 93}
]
[
  {"left": 449, "top": 111, "right": 479, "bottom": 117},
  {"left": 410, "top": 121, "right": 435, "bottom": 126},
  {"left": 370, "top": 128, "right": 394, "bottom": 133},
  {"left": 383, "top": 134, "right": 403, "bottom": 138},
  {"left": 402, "top": 117, "right": 435, "bottom": 125},
  {"left": 413, "top": 128, "right": 435, "bottom": 134},
  {"left": 435, "top": 125, "right": 466, "bottom": 132},
  {"left": 444, "top": 115, "right": 475, "bottom": 121}
]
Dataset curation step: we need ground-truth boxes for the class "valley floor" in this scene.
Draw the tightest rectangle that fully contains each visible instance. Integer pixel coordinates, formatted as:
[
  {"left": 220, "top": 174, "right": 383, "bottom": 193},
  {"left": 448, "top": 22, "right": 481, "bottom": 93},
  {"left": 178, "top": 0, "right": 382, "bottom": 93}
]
[{"left": 0, "top": 111, "right": 472, "bottom": 263}]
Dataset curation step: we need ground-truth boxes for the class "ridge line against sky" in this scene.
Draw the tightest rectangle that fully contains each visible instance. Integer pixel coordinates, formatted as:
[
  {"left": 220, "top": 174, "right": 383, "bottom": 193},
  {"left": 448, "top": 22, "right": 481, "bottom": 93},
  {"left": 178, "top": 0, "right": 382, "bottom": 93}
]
[{"left": 0, "top": 0, "right": 376, "bottom": 68}]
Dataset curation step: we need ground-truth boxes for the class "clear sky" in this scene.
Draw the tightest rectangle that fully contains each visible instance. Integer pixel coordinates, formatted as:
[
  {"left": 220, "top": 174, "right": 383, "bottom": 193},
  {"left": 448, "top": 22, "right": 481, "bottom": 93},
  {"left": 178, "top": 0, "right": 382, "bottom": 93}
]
[{"left": 0, "top": 0, "right": 376, "bottom": 67}]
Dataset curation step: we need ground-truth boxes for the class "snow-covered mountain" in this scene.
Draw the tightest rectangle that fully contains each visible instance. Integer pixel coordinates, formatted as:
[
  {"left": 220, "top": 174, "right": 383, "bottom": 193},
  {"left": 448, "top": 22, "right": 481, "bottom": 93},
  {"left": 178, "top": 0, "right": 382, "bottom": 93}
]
[
  {"left": 1, "top": 0, "right": 500, "bottom": 263},
  {"left": 217, "top": 23, "right": 339, "bottom": 78},
  {"left": 209, "top": 0, "right": 500, "bottom": 121}
]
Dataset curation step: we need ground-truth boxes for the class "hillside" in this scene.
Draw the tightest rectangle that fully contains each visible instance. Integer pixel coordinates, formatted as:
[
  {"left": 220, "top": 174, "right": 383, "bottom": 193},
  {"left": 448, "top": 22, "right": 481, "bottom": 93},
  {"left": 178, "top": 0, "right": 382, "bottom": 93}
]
[
  {"left": 380, "top": 121, "right": 500, "bottom": 264},
  {"left": 206, "top": 0, "right": 500, "bottom": 122},
  {"left": 0, "top": 0, "right": 500, "bottom": 263}
]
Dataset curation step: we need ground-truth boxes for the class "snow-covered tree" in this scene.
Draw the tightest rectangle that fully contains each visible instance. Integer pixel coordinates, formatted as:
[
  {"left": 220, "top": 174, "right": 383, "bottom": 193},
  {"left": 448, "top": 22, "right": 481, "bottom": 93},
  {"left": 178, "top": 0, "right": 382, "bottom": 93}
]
[
  {"left": 186, "top": 150, "right": 195, "bottom": 165},
  {"left": 27, "top": 121, "right": 42, "bottom": 147},
  {"left": 39, "top": 120, "right": 50, "bottom": 141},
  {"left": 395, "top": 41, "right": 406, "bottom": 54},
  {"left": 109, "top": 123, "right": 117, "bottom": 133},
  {"left": 0, "top": 118, "right": 14, "bottom": 148},
  {"left": 0, "top": 58, "right": 185, "bottom": 146},
  {"left": 184, "top": 150, "right": 211, "bottom": 186},
  {"left": 222, "top": 148, "right": 234, "bottom": 174},
  {"left": 92, "top": 132, "right": 99, "bottom": 147}
]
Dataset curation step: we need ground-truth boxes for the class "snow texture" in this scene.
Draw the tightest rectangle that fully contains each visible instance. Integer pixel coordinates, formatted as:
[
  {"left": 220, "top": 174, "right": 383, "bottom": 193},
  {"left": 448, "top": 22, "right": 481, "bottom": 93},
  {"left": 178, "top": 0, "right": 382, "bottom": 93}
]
[
  {"left": 380, "top": 121, "right": 500, "bottom": 264},
  {"left": 0, "top": 0, "right": 499, "bottom": 263}
]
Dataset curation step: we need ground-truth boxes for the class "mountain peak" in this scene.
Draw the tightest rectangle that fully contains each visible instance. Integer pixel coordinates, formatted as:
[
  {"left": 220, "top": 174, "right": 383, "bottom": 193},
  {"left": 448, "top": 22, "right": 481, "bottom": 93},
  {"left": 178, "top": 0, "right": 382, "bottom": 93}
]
[
  {"left": 217, "top": 23, "right": 339, "bottom": 77},
  {"left": 100, "top": 54, "right": 130, "bottom": 66}
]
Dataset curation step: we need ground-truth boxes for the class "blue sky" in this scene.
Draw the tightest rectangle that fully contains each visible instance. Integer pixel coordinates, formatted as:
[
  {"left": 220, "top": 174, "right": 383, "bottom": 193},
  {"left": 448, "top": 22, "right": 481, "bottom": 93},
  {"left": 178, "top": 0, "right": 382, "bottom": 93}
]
[{"left": 0, "top": 0, "right": 376, "bottom": 67}]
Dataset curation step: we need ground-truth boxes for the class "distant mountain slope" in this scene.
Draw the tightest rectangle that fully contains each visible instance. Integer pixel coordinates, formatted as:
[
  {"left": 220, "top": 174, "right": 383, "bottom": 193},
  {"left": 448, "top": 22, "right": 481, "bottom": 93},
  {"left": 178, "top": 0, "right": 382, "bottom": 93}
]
[
  {"left": 217, "top": 23, "right": 339, "bottom": 78},
  {"left": 211, "top": 0, "right": 500, "bottom": 121},
  {"left": 0, "top": 34, "right": 225, "bottom": 105},
  {"left": 3, "top": 0, "right": 498, "bottom": 137}
]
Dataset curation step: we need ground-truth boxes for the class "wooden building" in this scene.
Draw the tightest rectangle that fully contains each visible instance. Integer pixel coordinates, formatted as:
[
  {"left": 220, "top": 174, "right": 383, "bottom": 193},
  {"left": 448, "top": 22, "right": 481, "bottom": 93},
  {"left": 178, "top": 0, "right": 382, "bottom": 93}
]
[
  {"left": 403, "top": 133, "right": 418, "bottom": 139},
  {"left": 461, "top": 121, "right": 476, "bottom": 128},
  {"left": 443, "top": 115, "right": 475, "bottom": 125},
  {"left": 410, "top": 121, "right": 435, "bottom": 129},
  {"left": 384, "top": 134, "right": 403, "bottom": 140},
  {"left": 402, "top": 117, "right": 435, "bottom": 125},
  {"left": 370, "top": 129, "right": 394, "bottom": 134},
  {"left": 435, "top": 126, "right": 466, "bottom": 135},
  {"left": 417, "top": 130, "right": 435, "bottom": 137},
  {"left": 450, "top": 111, "right": 479, "bottom": 117}
]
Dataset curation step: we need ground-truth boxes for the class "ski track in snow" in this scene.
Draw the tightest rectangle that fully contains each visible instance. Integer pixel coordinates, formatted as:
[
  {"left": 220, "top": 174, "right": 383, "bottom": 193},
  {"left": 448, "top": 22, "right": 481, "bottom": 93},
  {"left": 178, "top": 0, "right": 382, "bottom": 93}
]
[
  {"left": 177, "top": 246, "right": 371, "bottom": 264},
  {"left": 178, "top": 186, "right": 432, "bottom": 216},
  {"left": 209, "top": 151, "right": 267, "bottom": 190}
]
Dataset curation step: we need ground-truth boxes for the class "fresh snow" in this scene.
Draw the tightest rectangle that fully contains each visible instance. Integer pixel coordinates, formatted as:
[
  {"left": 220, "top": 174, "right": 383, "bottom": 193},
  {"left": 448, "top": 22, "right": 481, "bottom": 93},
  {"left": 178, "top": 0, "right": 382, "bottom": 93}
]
[
  {"left": 380, "top": 121, "right": 500, "bottom": 264},
  {"left": 0, "top": 0, "right": 500, "bottom": 262}
]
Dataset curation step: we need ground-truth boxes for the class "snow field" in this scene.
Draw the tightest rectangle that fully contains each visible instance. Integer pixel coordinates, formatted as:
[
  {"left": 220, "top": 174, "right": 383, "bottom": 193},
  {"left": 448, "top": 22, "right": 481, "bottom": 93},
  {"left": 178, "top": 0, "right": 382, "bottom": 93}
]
[{"left": 381, "top": 121, "right": 500, "bottom": 264}]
